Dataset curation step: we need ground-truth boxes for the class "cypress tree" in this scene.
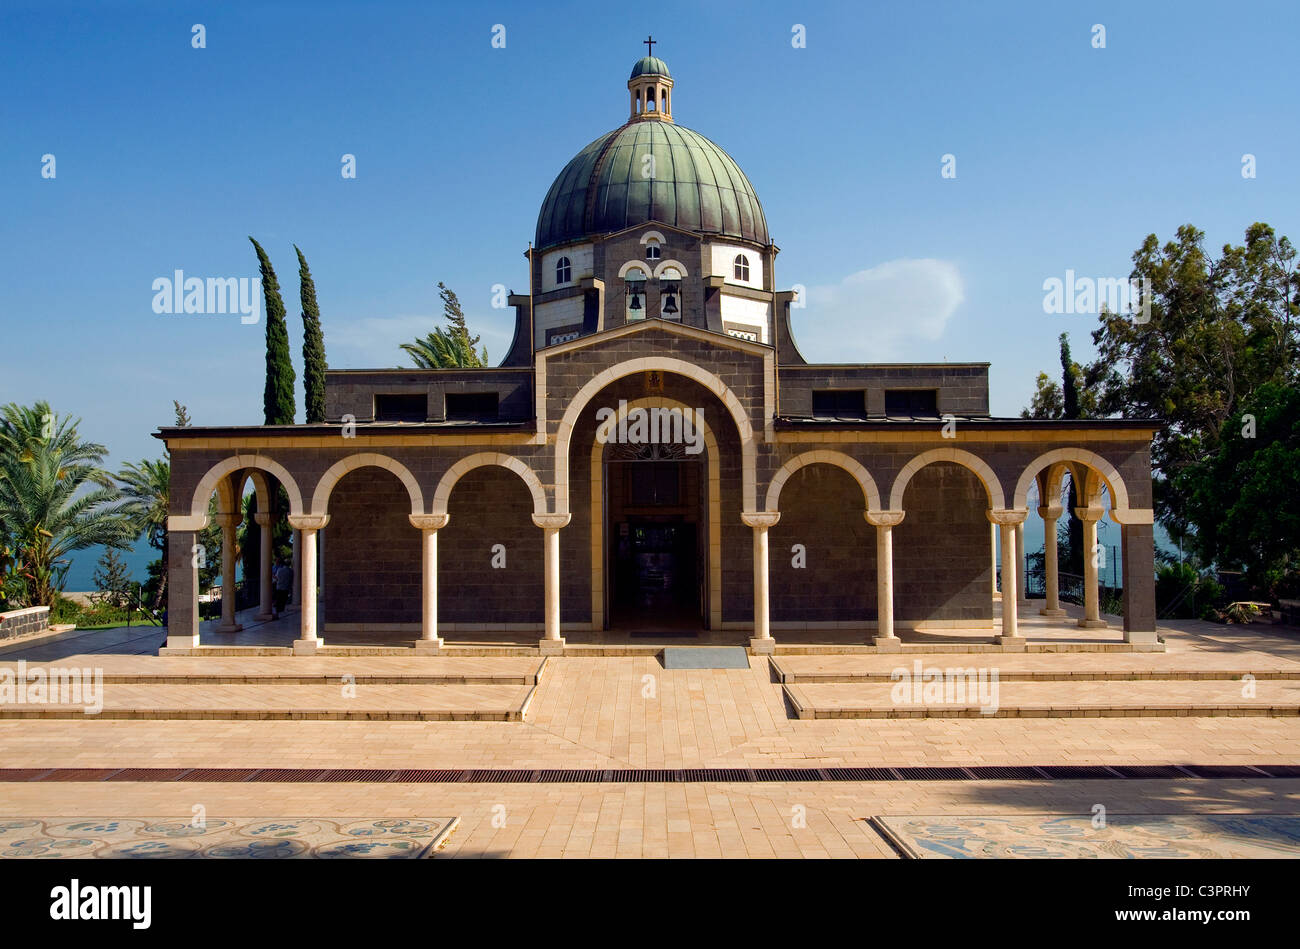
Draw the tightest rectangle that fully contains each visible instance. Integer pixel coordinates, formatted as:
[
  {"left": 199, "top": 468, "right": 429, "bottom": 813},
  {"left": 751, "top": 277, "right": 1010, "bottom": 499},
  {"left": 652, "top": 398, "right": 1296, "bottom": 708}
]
[
  {"left": 250, "top": 237, "right": 296, "bottom": 425},
  {"left": 295, "top": 245, "right": 328, "bottom": 424}
]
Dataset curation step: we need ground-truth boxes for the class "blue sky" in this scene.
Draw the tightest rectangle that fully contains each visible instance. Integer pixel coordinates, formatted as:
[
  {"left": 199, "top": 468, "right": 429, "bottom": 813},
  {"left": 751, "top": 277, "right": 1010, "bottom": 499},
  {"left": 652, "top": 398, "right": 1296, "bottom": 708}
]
[{"left": 2, "top": 1, "right": 1295, "bottom": 580}]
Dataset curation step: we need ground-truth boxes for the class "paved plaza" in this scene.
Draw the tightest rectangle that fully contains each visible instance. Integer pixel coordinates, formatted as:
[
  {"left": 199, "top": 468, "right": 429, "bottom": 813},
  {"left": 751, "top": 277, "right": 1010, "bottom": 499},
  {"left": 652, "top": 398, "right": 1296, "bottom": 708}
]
[{"left": 1, "top": 607, "right": 1298, "bottom": 858}]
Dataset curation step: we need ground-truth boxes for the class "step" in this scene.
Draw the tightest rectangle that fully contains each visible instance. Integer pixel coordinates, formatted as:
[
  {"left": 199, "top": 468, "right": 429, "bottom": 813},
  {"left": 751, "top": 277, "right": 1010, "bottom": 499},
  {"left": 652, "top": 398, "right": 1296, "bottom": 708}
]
[
  {"left": 770, "top": 651, "right": 1300, "bottom": 683},
  {"left": 0, "top": 682, "right": 538, "bottom": 722},
  {"left": 783, "top": 678, "right": 1300, "bottom": 720},
  {"left": 0, "top": 656, "right": 547, "bottom": 685}
]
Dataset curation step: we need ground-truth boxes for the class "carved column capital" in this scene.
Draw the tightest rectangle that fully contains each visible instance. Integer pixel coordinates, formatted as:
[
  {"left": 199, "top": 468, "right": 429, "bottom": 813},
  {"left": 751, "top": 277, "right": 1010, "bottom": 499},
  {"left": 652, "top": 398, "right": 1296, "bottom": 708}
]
[
  {"left": 532, "top": 513, "right": 572, "bottom": 531},
  {"left": 864, "top": 510, "right": 905, "bottom": 528},
  {"left": 741, "top": 511, "right": 781, "bottom": 529},
  {"left": 409, "top": 514, "right": 450, "bottom": 531},
  {"left": 287, "top": 514, "right": 330, "bottom": 531},
  {"left": 986, "top": 509, "right": 1028, "bottom": 526}
]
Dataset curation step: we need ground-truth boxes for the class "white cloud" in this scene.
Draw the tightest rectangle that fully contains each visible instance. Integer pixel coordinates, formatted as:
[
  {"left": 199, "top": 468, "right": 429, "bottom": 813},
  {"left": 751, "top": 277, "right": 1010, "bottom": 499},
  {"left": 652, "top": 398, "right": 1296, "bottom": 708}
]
[{"left": 792, "top": 258, "right": 964, "bottom": 360}]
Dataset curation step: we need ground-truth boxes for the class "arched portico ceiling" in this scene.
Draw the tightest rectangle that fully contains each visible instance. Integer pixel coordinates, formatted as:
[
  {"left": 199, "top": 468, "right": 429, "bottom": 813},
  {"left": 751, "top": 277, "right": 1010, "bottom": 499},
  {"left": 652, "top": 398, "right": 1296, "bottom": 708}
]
[
  {"left": 432, "top": 452, "right": 548, "bottom": 517},
  {"left": 554, "top": 357, "right": 756, "bottom": 514},
  {"left": 310, "top": 452, "right": 424, "bottom": 516},
  {"left": 888, "top": 447, "right": 1007, "bottom": 511},
  {"left": 185, "top": 454, "right": 305, "bottom": 524},
  {"left": 1013, "top": 447, "right": 1130, "bottom": 512},
  {"left": 765, "top": 450, "right": 882, "bottom": 513}
]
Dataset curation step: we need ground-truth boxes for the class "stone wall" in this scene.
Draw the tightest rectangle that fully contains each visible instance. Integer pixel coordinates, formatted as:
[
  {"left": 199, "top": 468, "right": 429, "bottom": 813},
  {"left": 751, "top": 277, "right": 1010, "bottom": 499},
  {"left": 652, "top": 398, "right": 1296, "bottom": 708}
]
[
  {"left": 769, "top": 464, "right": 876, "bottom": 623},
  {"left": 323, "top": 468, "right": 421, "bottom": 626},
  {"left": 0, "top": 606, "right": 50, "bottom": 641},
  {"left": 894, "top": 462, "right": 991, "bottom": 624}
]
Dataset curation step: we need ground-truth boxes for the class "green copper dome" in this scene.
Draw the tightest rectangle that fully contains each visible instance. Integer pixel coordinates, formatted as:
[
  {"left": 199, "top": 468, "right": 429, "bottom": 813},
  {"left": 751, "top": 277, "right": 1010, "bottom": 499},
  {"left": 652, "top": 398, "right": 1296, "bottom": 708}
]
[
  {"left": 630, "top": 55, "right": 671, "bottom": 79},
  {"left": 534, "top": 121, "right": 769, "bottom": 250}
]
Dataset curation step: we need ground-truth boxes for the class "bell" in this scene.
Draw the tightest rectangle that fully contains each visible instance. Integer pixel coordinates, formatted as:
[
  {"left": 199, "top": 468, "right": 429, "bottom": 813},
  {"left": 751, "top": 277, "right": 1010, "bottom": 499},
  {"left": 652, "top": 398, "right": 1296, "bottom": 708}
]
[
  {"left": 629, "top": 292, "right": 642, "bottom": 310},
  {"left": 663, "top": 292, "right": 678, "bottom": 314}
]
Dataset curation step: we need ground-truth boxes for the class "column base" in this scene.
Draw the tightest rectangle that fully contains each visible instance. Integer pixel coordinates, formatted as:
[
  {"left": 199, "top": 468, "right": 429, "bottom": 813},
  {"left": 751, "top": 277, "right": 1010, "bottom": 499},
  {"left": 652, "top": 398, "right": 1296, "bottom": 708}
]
[
  {"left": 215, "top": 622, "right": 243, "bottom": 634},
  {"left": 255, "top": 611, "right": 274, "bottom": 621},
  {"left": 413, "top": 638, "right": 446, "bottom": 655},
  {"left": 538, "top": 638, "right": 566, "bottom": 656},
  {"left": 1077, "top": 618, "right": 1109, "bottom": 629},
  {"left": 1039, "top": 607, "right": 1067, "bottom": 617},
  {"left": 748, "top": 637, "right": 775, "bottom": 656},
  {"left": 873, "top": 635, "right": 903, "bottom": 652},
  {"left": 1124, "top": 629, "right": 1160, "bottom": 644},
  {"left": 292, "top": 638, "right": 323, "bottom": 655},
  {"left": 996, "top": 635, "right": 1028, "bottom": 651},
  {"left": 164, "top": 636, "right": 199, "bottom": 652}
]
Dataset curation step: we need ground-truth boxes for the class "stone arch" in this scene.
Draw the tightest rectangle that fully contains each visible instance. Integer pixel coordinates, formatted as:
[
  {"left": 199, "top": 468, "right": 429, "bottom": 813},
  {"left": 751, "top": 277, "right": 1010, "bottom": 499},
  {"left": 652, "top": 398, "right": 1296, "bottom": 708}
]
[
  {"left": 1013, "top": 447, "right": 1131, "bottom": 512},
  {"left": 766, "top": 450, "right": 882, "bottom": 513},
  {"left": 889, "top": 447, "right": 1006, "bottom": 511},
  {"left": 236, "top": 469, "right": 273, "bottom": 514},
  {"left": 618, "top": 260, "right": 652, "bottom": 279},
  {"left": 187, "top": 454, "right": 305, "bottom": 523},
  {"left": 311, "top": 453, "right": 424, "bottom": 516},
  {"left": 652, "top": 259, "right": 689, "bottom": 279},
  {"left": 432, "top": 452, "right": 548, "bottom": 516},
  {"left": 590, "top": 396, "right": 722, "bottom": 630},
  {"left": 555, "top": 357, "right": 756, "bottom": 514}
]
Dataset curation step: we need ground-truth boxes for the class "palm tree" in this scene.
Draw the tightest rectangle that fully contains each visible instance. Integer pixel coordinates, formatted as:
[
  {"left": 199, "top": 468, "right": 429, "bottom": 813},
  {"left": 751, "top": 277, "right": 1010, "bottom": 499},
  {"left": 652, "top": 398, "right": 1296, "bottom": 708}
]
[
  {"left": 0, "top": 402, "right": 134, "bottom": 607},
  {"left": 401, "top": 326, "right": 488, "bottom": 368},
  {"left": 117, "top": 458, "right": 170, "bottom": 609}
]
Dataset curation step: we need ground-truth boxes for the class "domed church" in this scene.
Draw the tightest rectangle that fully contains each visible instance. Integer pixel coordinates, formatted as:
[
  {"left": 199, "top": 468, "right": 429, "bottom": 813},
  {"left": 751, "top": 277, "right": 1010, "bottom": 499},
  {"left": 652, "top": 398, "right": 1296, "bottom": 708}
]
[{"left": 158, "top": 50, "right": 1161, "bottom": 657}]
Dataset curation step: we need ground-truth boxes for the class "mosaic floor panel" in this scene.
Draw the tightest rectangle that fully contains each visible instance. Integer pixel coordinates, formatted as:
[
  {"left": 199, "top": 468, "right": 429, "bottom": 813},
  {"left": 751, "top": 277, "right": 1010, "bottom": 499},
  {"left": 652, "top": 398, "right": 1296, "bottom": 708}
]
[
  {"left": 0, "top": 817, "right": 458, "bottom": 858},
  {"left": 872, "top": 814, "right": 1300, "bottom": 859}
]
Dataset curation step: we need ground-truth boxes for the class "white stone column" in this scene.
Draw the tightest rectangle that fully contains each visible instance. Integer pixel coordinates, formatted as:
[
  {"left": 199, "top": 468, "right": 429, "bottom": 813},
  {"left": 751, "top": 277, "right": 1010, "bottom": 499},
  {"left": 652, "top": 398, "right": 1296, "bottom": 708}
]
[
  {"left": 288, "top": 515, "right": 328, "bottom": 654},
  {"left": 988, "top": 509, "right": 1027, "bottom": 647},
  {"left": 290, "top": 529, "right": 302, "bottom": 608},
  {"left": 255, "top": 512, "right": 273, "bottom": 620},
  {"left": 865, "top": 510, "right": 905, "bottom": 650},
  {"left": 533, "top": 513, "right": 571, "bottom": 654},
  {"left": 1038, "top": 505, "right": 1066, "bottom": 616},
  {"left": 1076, "top": 506, "right": 1107, "bottom": 628},
  {"left": 741, "top": 512, "right": 780, "bottom": 655},
  {"left": 215, "top": 512, "right": 243, "bottom": 633},
  {"left": 410, "top": 514, "right": 449, "bottom": 653},
  {"left": 990, "top": 522, "right": 1000, "bottom": 601}
]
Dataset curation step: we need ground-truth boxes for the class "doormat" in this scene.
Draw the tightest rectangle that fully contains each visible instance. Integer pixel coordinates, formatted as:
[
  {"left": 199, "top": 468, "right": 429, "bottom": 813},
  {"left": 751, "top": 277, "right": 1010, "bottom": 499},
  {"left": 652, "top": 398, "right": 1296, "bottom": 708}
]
[{"left": 662, "top": 646, "right": 751, "bottom": 669}]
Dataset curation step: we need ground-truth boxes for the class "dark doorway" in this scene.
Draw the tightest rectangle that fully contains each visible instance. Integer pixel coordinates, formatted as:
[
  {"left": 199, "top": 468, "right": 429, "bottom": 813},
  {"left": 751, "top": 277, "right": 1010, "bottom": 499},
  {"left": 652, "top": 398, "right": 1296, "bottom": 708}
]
[{"left": 606, "top": 449, "right": 705, "bottom": 631}]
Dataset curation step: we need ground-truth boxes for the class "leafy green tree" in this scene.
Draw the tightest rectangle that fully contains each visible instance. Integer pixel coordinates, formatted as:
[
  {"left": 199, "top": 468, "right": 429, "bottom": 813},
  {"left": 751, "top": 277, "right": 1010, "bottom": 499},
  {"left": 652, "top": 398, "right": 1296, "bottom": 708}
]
[
  {"left": 401, "top": 283, "right": 488, "bottom": 368},
  {"left": 172, "top": 401, "right": 191, "bottom": 427},
  {"left": 1181, "top": 382, "right": 1300, "bottom": 597},
  {"left": 250, "top": 237, "right": 296, "bottom": 425},
  {"left": 0, "top": 402, "right": 134, "bottom": 606},
  {"left": 296, "top": 245, "right": 328, "bottom": 423},
  {"left": 116, "top": 458, "right": 170, "bottom": 609},
  {"left": 92, "top": 548, "right": 133, "bottom": 611},
  {"left": 1084, "top": 223, "right": 1299, "bottom": 536}
]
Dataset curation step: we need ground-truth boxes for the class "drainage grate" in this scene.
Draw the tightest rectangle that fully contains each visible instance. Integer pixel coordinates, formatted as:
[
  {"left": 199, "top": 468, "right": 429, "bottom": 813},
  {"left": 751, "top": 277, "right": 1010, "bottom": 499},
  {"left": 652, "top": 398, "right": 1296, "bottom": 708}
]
[
  {"left": 1109, "top": 765, "right": 1193, "bottom": 779},
  {"left": 1181, "top": 765, "right": 1268, "bottom": 779},
  {"left": 1037, "top": 765, "right": 1123, "bottom": 780},
  {"left": 893, "top": 767, "right": 973, "bottom": 782},
  {"left": 39, "top": 769, "right": 122, "bottom": 782},
  {"left": 3, "top": 764, "right": 1297, "bottom": 784},
  {"left": 966, "top": 766, "right": 1049, "bottom": 781},
  {"left": 1258, "top": 764, "right": 1300, "bottom": 778},
  {"left": 107, "top": 768, "right": 195, "bottom": 782}
]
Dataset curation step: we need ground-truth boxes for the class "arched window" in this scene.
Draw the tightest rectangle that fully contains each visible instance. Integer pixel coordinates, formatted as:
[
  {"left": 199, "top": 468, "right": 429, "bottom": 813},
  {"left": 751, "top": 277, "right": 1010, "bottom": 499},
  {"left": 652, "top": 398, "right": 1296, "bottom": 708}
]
[
  {"left": 645, "top": 241, "right": 661, "bottom": 261},
  {"left": 733, "top": 254, "right": 750, "bottom": 282},
  {"left": 555, "top": 256, "right": 571, "bottom": 285}
]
